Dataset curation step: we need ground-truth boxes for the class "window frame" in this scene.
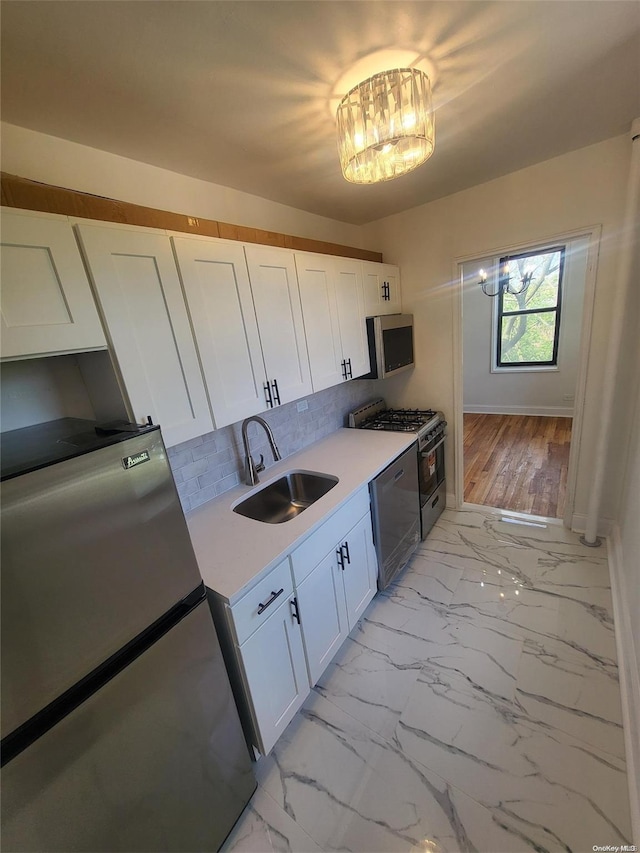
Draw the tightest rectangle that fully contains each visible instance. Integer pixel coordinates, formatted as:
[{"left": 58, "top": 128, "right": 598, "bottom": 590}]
[{"left": 495, "top": 244, "right": 565, "bottom": 370}]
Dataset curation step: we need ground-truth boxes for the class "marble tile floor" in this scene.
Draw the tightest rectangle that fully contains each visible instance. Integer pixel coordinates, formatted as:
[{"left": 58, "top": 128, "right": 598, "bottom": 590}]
[{"left": 223, "top": 508, "right": 632, "bottom": 853}]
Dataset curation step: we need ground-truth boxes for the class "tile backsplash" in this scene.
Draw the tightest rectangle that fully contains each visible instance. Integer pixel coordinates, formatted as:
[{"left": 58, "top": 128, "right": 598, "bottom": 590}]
[{"left": 168, "top": 380, "right": 379, "bottom": 512}]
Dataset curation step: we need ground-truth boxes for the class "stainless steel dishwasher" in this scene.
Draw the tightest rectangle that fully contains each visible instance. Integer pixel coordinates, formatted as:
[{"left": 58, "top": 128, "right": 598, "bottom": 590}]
[{"left": 369, "top": 442, "right": 421, "bottom": 590}]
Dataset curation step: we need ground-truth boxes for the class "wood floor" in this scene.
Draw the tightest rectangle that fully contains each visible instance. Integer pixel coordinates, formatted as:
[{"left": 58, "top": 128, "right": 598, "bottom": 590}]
[{"left": 463, "top": 413, "right": 572, "bottom": 518}]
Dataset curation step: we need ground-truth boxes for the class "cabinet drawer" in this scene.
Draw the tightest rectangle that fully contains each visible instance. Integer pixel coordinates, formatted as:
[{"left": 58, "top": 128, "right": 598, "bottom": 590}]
[
  {"left": 231, "top": 558, "right": 293, "bottom": 645},
  {"left": 290, "top": 487, "right": 369, "bottom": 586}
]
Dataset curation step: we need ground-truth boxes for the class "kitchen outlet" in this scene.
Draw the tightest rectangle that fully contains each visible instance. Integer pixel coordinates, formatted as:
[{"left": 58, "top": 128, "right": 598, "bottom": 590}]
[{"left": 296, "top": 400, "right": 309, "bottom": 412}]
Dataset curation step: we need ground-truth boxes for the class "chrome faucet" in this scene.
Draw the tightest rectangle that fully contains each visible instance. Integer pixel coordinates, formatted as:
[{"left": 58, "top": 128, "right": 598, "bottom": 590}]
[{"left": 241, "top": 416, "right": 282, "bottom": 486}]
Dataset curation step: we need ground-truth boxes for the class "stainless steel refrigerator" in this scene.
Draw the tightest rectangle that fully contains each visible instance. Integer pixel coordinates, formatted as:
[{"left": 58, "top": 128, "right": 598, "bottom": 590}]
[{"left": 1, "top": 418, "right": 256, "bottom": 852}]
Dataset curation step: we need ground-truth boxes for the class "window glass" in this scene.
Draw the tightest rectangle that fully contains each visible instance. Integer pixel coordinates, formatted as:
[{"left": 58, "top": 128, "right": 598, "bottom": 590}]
[
  {"left": 497, "top": 246, "right": 564, "bottom": 368},
  {"left": 500, "top": 311, "right": 557, "bottom": 363}
]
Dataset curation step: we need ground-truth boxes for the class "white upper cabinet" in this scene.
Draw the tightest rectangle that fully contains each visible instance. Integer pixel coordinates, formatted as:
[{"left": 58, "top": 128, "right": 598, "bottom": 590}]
[
  {"left": 362, "top": 261, "right": 402, "bottom": 316},
  {"left": 333, "top": 257, "right": 370, "bottom": 379},
  {"left": 0, "top": 209, "right": 107, "bottom": 360},
  {"left": 296, "top": 253, "right": 369, "bottom": 391},
  {"left": 75, "top": 223, "right": 213, "bottom": 447},
  {"left": 244, "top": 245, "right": 312, "bottom": 406},
  {"left": 295, "top": 253, "right": 344, "bottom": 392},
  {"left": 171, "top": 236, "right": 270, "bottom": 428}
]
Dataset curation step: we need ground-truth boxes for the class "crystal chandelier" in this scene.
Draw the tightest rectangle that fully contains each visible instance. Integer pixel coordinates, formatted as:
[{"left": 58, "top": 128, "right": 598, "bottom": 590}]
[{"left": 336, "top": 68, "right": 435, "bottom": 184}]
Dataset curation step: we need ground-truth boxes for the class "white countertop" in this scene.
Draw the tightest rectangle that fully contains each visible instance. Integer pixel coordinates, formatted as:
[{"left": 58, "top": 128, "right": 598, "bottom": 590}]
[{"left": 186, "top": 428, "right": 416, "bottom": 604}]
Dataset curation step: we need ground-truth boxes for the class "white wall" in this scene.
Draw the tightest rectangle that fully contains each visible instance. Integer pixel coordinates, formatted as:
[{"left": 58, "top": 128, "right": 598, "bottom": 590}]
[
  {"left": 610, "top": 240, "right": 640, "bottom": 842},
  {"left": 0, "top": 123, "right": 370, "bottom": 249},
  {"left": 618, "top": 387, "right": 640, "bottom": 675},
  {"left": 615, "top": 170, "right": 640, "bottom": 677},
  {"left": 363, "top": 134, "right": 631, "bottom": 522},
  {"left": 0, "top": 351, "right": 128, "bottom": 432},
  {"left": 462, "top": 236, "right": 588, "bottom": 416},
  {"left": 0, "top": 356, "right": 97, "bottom": 431}
]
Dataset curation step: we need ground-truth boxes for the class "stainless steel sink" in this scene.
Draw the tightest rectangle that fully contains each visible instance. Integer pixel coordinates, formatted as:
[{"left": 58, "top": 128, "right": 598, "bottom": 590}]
[{"left": 232, "top": 470, "right": 339, "bottom": 524}]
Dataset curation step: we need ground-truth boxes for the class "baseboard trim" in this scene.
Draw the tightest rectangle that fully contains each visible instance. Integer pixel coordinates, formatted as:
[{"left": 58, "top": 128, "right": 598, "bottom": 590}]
[
  {"left": 570, "top": 513, "right": 613, "bottom": 537},
  {"left": 446, "top": 491, "right": 456, "bottom": 509},
  {"left": 608, "top": 524, "right": 640, "bottom": 844},
  {"left": 463, "top": 405, "right": 574, "bottom": 417}
]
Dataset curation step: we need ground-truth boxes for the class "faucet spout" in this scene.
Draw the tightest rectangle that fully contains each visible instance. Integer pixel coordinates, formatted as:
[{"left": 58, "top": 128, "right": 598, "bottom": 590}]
[{"left": 241, "top": 416, "right": 282, "bottom": 486}]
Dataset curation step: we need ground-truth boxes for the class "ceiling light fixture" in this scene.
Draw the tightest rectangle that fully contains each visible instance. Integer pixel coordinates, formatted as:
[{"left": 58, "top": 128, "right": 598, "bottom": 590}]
[{"left": 336, "top": 68, "right": 435, "bottom": 184}]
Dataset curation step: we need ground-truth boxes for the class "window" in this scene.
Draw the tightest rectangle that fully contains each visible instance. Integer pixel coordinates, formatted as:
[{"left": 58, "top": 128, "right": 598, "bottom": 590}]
[{"left": 496, "top": 245, "right": 565, "bottom": 368}]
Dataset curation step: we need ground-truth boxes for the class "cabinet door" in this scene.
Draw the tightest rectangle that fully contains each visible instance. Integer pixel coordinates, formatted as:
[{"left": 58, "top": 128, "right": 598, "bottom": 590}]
[
  {"left": 362, "top": 262, "right": 402, "bottom": 316},
  {"left": 239, "top": 595, "right": 309, "bottom": 755},
  {"left": 244, "top": 245, "right": 312, "bottom": 405},
  {"left": 295, "top": 252, "right": 344, "bottom": 392},
  {"left": 172, "top": 236, "right": 269, "bottom": 428},
  {"left": 340, "top": 513, "right": 378, "bottom": 629},
  {"left": 334, "top": 258, "right": 370, "bottom": 379},
  {"left": 76, "top": 224, "right": 212, "bottom": 447},
  {"left": 296, "top": 549, "right": 348, "bottom": 685},
  {"left": 1, "top": 209, "right": 106, "bottom": 359}
]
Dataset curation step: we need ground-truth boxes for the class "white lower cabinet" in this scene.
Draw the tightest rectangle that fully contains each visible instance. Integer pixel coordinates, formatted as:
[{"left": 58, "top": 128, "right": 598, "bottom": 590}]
[
  {"left": 214, "top": 556, "right": 309, "bottom": 757},
  {"left": 339, "top": 513, "right": 378, "bottom": 627},
  {"left": 213, "top": 489, "right": 378, "bottom": 757},
  {"left": 296, "top": 549, "right": 349, "bottom": 686},
  {"left": 238, "top": 594, "right": 309, "bottom": 756},
  {"left": 294, "top": 507, "right": 377, "bottom": 685}
]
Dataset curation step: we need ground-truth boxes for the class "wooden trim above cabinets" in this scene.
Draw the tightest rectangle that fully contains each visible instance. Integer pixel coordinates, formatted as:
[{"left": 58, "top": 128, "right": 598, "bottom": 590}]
[{"left": 0, "top": 173, "right": 383, "bottom": 263}]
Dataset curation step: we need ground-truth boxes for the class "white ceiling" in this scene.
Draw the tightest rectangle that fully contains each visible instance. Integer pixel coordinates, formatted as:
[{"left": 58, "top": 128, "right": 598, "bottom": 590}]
[{"left": 2, "top": 1, "right": 639, "bottom": 225}]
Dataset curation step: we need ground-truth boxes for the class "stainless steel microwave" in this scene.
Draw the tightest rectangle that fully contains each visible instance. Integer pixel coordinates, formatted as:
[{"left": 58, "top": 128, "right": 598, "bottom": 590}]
[{"left": 358, "top": 314, "right": 415, "bottom": 380}]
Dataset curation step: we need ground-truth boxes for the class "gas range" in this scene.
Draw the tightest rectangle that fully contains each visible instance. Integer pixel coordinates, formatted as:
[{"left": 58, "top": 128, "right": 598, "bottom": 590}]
[
  {"left": 348, "top": 398, "right": 445, "bottom": 448},
  {"left": 349, "top": 397, "right": 448, "bottom": 554}
]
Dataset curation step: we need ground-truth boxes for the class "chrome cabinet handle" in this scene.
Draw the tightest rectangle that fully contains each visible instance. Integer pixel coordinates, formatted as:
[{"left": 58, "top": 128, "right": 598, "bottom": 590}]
[
  {"left": 346, "top": 358, "right": 353, "bottom": 379},
  {"left": 336, "top": 547, "right": 345, "bottom": 570},
  {"left": 263, "top": 382, "right": 273, "bottom": 408},
  {"left": 271, "top": 379, "right": 281, "bottom": 405},
  {"left": 342, "top": 540, "right": 350, "bottom": 565},
  {"left": 341, "top": 359, "right": 347, "bottom": 380},
  {"left": 257, "top": 588, "right": 284, "bottom": 614}
]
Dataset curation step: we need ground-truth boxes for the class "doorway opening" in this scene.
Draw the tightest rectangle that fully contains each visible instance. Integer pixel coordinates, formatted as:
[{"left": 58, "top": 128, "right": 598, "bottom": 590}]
[{"left": 454, "top": 229, "right": 599, "bottom": 524}]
